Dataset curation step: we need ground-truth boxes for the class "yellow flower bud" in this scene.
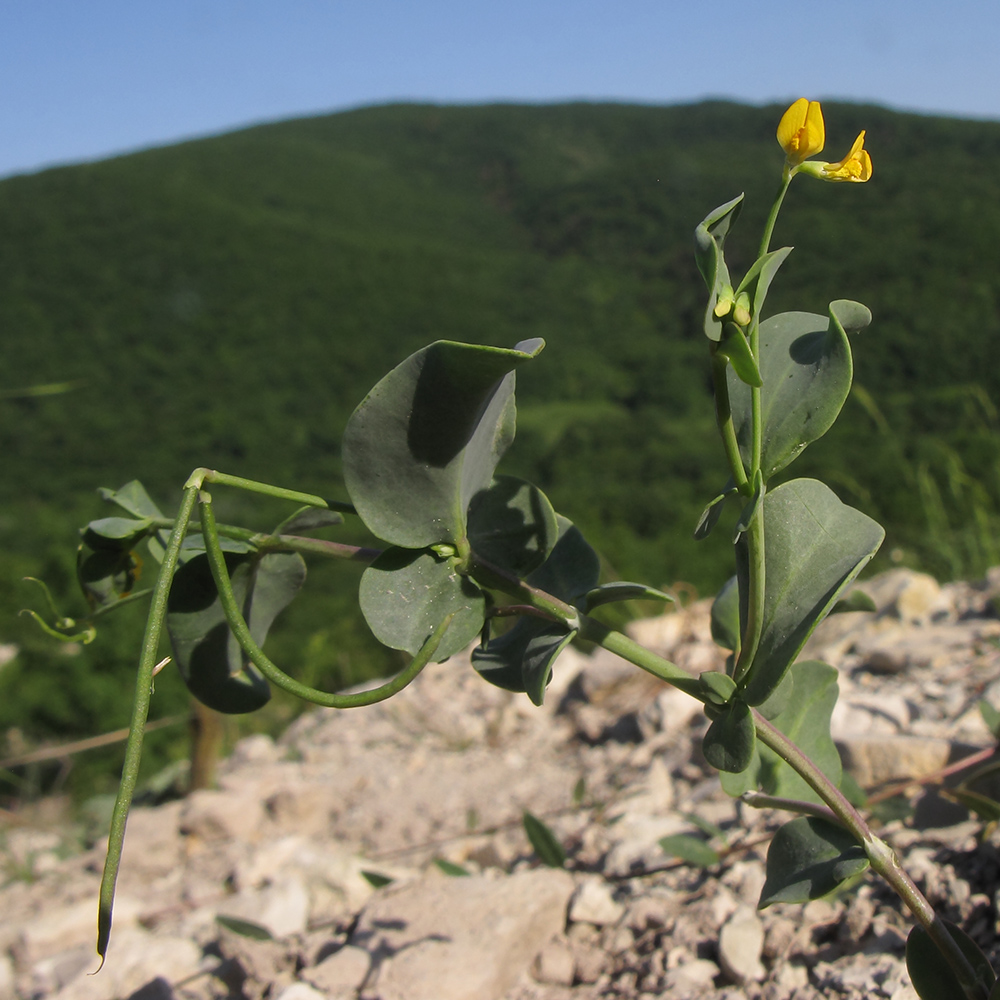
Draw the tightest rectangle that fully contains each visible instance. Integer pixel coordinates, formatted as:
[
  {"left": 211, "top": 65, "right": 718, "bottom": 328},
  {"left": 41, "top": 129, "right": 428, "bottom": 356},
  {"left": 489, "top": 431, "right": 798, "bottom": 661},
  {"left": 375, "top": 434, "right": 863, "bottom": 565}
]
[{"left": 777, "top": 99, "right": 825, "bottom": 165}]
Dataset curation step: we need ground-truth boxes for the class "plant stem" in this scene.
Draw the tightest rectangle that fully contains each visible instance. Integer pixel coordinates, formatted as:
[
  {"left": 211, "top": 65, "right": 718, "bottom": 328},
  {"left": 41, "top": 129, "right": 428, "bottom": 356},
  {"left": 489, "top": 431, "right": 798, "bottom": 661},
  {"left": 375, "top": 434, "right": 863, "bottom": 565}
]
[
  {"left": 467, "top": 554, "right": 582, "bottom": 628},
  {"left": 185, "top": 467, "right": 343, "bottom": 510},
  {"left": 753, "top": 709, "right": 988, "bottom": 1000},
  {"left": 197, "top": 490, "right": 443, "bottom": 708},
  {"left": 758, "top": 173, "right": 792, "bottom": 259},
  {"left": 147, "top": 516, "right": 381, "bottom": 563},
  {"left": 97, "top": 483, "right": 200, "bottom": 963},
  {"left": 710, "top": 352, "right": 749, "bottom": 493},
  {"left": 733, "top": 501, "right": 766, "bottom": 685},
  {"left": 577, "top": 616, "right": 705, "bottom": 700}
]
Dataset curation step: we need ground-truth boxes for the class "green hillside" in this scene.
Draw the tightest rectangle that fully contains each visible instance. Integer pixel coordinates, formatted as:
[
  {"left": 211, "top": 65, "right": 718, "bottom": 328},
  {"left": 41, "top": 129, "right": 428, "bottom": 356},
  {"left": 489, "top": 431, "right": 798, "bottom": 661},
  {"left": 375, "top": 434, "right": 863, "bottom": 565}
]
[{"left": 3, "top": 100, "right": 1000, "bottom": 787}]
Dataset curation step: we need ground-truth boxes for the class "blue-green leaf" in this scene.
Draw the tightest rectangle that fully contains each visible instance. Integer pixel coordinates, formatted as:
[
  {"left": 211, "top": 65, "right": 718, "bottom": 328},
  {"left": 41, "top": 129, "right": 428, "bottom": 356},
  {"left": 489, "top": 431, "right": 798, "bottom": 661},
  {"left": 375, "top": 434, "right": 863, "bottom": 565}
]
[
  {"left": 659, "top": 834, "right": 720, "bottom": 868},
  {"left": 695, "top": 194, "right": 744, "bottom": 342},
  {"left": 906, "top": 919, "right": 996, "bottom": 1000},
  {"left": 359, "top": 547, "right": 486, "bottom": 661},
  {"left": 737, "top": 478, "right": 883, "bottom": 706},
  {"left": 729, "top": 301, "right": 867, "bottom": 481},
  {"left": 703, "top": 700, "right": 756, "bottom": 773},
  {"left": 97, "top": 480, "right": 165, "bottom": 520},
  {"left": 760, "top": 817, "right": 869, "bottom": 907},
  {"left": 583, "top": 581, "right": 674, "bottom": 612},
  {"left": 523, "top": 811, "right": 567, "bottom": 868},
  {"left": 342, "top": 339, "right": 544, "bottom": 549},
  {"left": 467, "top": 475, "right": 558, "bottom": 577},
  {"left": 166, "top": 550, "right": 306, "bottom": 714},
  {"left": 710, "top": 575, "right": 741, "bottom": 652},
  {"left": 721, "top": 661, "right": 842, "bottom": 803}
]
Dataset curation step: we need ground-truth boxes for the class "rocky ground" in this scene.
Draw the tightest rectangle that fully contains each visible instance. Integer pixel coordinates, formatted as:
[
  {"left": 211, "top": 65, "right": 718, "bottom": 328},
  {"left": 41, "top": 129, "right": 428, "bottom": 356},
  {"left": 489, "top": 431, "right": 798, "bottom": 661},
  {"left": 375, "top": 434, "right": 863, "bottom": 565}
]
[{"left": 3, "top": 567, "right": 1000, "bottom": 1000}]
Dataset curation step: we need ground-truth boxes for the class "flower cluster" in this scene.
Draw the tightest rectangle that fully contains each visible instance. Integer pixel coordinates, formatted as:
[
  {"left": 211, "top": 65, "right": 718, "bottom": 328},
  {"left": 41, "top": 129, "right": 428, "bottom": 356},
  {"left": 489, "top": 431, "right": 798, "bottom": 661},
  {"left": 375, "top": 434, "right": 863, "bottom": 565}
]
[{"left": 777, "top": 98, "right": 872, "bottom": 183}]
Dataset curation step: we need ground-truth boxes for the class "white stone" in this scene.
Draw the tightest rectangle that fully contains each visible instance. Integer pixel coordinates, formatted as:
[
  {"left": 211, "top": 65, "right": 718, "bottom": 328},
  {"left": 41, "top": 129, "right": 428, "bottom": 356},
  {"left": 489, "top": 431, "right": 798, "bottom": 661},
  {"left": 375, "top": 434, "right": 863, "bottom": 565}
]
[
  {"left": 302, "top": 945, "right": 371, "bottom": 994},
  {"left": 662, "top": 958, "right": 719, "bottom": 991},
  {"left": 179, "top": 787, "right": 267, "bottom": 842},
  {"left": 717, "top": 905, "right": 765, "bottom": 983},
  {"left": 533, "top": 937, "right": 575, "bottom": 986},
  {"left": 273, "top": 984, "right": 327, "bottom": 1000},
  {"left": 568, "top": 877, "right": 624, "bottom": 927},
  {"left": 217, "top": 874, "right": 310, "bottom": 939},
  {"left": 353, "top": 868, "right": 573, "bottom": 1000}
]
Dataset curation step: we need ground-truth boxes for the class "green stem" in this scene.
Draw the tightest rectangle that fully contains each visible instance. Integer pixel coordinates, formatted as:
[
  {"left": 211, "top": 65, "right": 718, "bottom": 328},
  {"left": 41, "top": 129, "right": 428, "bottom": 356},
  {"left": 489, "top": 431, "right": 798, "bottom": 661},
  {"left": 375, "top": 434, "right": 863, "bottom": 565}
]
[
  {"left": 198, "top": 491, "right": 443, "bottom": 708},
  {"left": 758, "top": 172, "right": 792, "bottom": 259},
  {"left": 97, "top": 483, "right": 200, "bottom": 963},
  {"left": 571, "top": 617, "right": 985, "bottom": 998},
  {"left": 753, "top": 709, "right": 987, "bottom": 1000},
  {"left": 148, "top": 516, "right": 381, "bottom": 563},
  {"left": 740, "top": 791, "right": 840, "bottom": 825},
  {"left": 710, "top": 351, "right": 750, "bottom": 493},
  {"left": 467, "top": 554, "right": 581, "bottom": 627},
  {"left": 185, "top": 467, "right": 343, "bottom": 511},
  {"left": 733, "top": 499, "right": 765, "bottom": 685},
  {"left": 577, "top": 616, "right": 704, "bottom": 700}
]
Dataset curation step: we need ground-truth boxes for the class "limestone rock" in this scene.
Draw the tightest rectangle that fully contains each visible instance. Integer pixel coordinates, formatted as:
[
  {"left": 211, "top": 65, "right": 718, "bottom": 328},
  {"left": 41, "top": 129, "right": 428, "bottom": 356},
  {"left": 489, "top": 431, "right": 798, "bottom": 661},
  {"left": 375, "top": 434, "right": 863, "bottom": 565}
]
[
  {"left": 352, "top": 868, "right": 573, "bottom": 1000},
  {"left": 568, "top": 877, "right": 624, "bottom": 927},
  {"left": 717, "top": 905, "right": 765, "bottom": 983},
  {"left": 301, "top": 944, "right": 371, "bottom": 996}
]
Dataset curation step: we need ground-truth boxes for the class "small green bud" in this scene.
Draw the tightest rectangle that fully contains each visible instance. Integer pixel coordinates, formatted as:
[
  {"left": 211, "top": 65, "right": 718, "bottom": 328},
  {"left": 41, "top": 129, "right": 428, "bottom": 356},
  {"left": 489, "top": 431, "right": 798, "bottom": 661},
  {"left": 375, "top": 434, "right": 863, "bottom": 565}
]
[{"left": 700, "top": 670, "right": 737, "bottom": 706}]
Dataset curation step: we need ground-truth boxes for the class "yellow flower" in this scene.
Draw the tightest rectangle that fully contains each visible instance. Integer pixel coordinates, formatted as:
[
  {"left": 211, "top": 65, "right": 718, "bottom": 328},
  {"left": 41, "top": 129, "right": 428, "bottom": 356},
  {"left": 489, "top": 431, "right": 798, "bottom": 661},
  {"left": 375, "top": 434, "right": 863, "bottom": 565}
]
[
  {"left": 777, "top": 98, "right": 825, "bottom": 165},
  {"left": 818, "top": 131, "right": 872, "bottom": 182}
]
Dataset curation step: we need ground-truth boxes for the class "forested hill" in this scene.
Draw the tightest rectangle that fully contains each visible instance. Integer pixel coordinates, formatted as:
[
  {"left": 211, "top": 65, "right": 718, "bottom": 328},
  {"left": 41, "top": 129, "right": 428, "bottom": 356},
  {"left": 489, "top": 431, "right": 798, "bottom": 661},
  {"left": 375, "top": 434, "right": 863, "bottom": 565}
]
[{"left": 3, "top": 100, "right": 1000, "bottom": 775}]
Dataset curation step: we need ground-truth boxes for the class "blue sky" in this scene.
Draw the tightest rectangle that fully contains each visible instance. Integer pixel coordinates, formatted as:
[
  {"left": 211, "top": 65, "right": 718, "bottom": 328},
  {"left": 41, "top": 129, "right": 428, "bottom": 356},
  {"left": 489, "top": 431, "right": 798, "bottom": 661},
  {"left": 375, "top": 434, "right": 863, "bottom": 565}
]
[{"left": 2, "top": 0, "right": 996, "bottom": 179}]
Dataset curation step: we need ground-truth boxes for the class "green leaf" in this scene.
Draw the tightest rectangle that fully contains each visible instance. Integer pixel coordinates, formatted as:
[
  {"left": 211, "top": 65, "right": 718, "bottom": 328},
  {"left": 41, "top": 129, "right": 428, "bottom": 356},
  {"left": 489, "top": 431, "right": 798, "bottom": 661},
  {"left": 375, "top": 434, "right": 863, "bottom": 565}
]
[
  {"left": 906, "top": 919, "right": 996, "bottom": 1000},
  {"left": 740, "top": 246, "right": 794, "bottom": 320},
  {"left": 527, "top": 515, "right": 601, "bottom": 601},
  {"left": 979, "top": 700, "right": 1000, "bottom": 739},
  {"left": 272, "top": 505, "right": 344, "bottom": 534},
  {"left": 729, "top": 301, "right": 867, "bottom": 481},
  {"left": 81, "top": 516, "right": 154, "bottom": 551},
  {"left": 699, "top": 671, "right": 737, "bottom": 706},
  {"left": 831, "top": 589, "right": 877, "bottom": 614},
  {"left": 472, "top": 619, "right": 575, "bottom": 705},
  {"left": 734, "top": 470, "right": 763, "bottom": 541},
  {"left": 659, "top": 834, "right": 720, "bottom": 868},
  {"left": 98, "top": 480, "right": 165, "bottom": 520},
  {"left": 472, "top": 515, "right": 598, "bottom": 700},
  {"left": 77, "top": 548, "right": 143, "bottom": 608},
  {"left": 167, "top": 550, "right": 306, "bottom": 714},
  {"left": 703, "top": 700, "right": 756, "bottom": 773},
  {"left": 215, "top": 915, "right": 274, "bottom": 940},
  {"left": 522, "top": 627, "right": 578, "bottom": 707},
  {"left": 943, "top": 787, "right": 1000, "bottom": 824},
  {"left": 695, "top": 194, "right": 744, "bottom": 342},
  {"left": 721, "top": 661, "right": 841, "bottom": 800},
  {"left": 467, "top": 475, "right": 558, "bottom": 577},
  {"left": 433, "top": 858, "right": 472, "bottom": 877},
  {"left": 717, "top": 322, "right": 762, "bottom": 387},
  {"left": 583, "top": 581, "right": 674, "bottom": 612},
  {"left": 683, "top": 812, "right": 728, "bottom": 842},
  {"left": 359, "top": 546, "right": 486, "bottom": 660},
  {"left": 710, "top": 575, "right": 741, "bottom": 652},
  {"left": 694, "top": 484, "right": 737, "bottom": 541},
  {"left": 342, "top": 338, "right": 544, "bottom": 549},
  {"left": 360, "top": 870, "right": 394, "bottom": 888},
  {"left": 759, "top": 817, "right": 869, "bottom": 907},
  {"left": 523, "top": 811, "right": 567, "bottom": 868},
  {"left": 737, "top": 478, "right": 883, "bottom": 706}
]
